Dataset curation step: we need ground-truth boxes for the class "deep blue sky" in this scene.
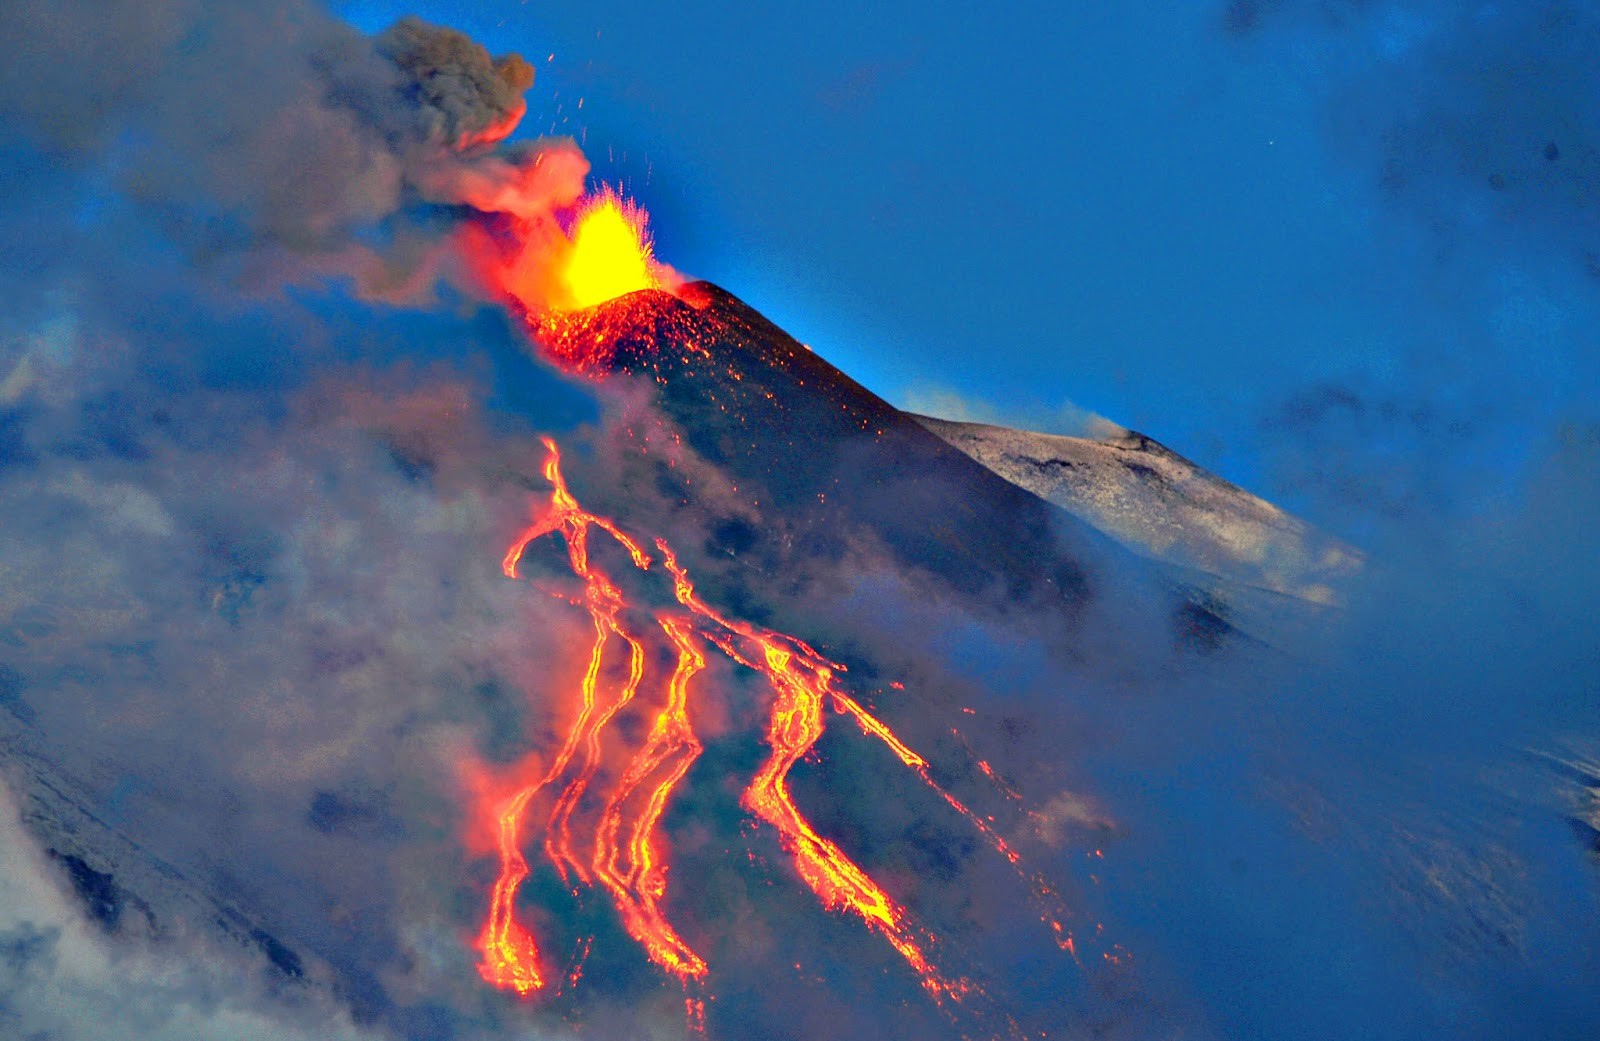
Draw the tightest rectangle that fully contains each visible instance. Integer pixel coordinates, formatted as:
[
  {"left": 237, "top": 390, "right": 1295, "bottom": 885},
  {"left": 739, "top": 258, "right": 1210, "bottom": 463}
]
[{"left": 340, "top": 0, "right": 1600, "bottom": 532}]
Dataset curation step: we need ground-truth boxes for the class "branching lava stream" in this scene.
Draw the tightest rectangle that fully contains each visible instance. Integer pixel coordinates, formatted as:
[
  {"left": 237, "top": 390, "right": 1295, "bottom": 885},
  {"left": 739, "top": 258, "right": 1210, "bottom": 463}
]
[{"left": 473, "top": 439, "right": 1082, "bottom": 1022}]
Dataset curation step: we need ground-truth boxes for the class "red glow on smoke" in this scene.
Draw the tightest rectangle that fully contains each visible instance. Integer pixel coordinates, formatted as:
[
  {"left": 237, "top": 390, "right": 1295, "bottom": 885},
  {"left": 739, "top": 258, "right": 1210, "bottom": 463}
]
[
  {"left": 460, "top": 179, "right": 677, "bottom": 343},
  {"left": 455, "top": 101, "right": 528, "bottom": 153}
]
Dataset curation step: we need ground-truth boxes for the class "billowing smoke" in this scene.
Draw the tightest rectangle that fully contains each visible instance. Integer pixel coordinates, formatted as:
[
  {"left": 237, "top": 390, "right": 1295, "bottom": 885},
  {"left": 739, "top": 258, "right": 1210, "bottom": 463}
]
[
  {"left": 375, "top": 16, "right": 536, "bottom": 151},
  {"left": 0, "top": 5, "right": 602, "bottom": 1037},
  {"left": 0, "top": 1, "right": 593, "bottom": 311}
]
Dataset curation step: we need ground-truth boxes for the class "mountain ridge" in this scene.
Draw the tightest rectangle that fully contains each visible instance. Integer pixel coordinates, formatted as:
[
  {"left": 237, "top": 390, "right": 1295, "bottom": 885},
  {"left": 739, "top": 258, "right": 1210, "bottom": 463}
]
[{"left": 909, "top": 413, "right": 1362, "bottom": 606}]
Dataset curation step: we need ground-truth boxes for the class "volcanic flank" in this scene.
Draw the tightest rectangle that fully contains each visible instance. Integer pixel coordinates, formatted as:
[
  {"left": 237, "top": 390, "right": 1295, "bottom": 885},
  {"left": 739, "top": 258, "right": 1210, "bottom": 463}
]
[
  {"left": 526, "top": 278, "right": 1283, "bottom": 660},
  {"left": 604, "top": 284, "right": 1080, "bottom": 561},
  {"left": 912, "top": 413, "right": 1363, "bottom": 606},
  {"left": 543, "top": 289, "right": 1095, "bottom": 603}
]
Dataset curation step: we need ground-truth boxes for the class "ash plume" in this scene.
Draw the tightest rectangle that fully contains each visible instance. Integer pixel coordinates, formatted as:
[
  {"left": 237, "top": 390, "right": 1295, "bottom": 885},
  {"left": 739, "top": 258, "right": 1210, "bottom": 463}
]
[
  {"left": 375, "top": 16, "right": 536, "bottom": 151},
  {"left": 0, "top": 1, "right": 588, "bottom": 304}
]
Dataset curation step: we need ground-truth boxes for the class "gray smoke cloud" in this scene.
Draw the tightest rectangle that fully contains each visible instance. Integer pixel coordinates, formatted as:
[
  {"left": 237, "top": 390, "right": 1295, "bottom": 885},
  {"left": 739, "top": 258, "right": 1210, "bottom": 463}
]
[
  {"left": 0, "top": 299, "right": 576, "bottom": 1033},
  {"left": 376, "top": 16, "right": 536, "bottom": 149},
  {"left": 0, "top": 7, "right": 603, "bottom": 1034},
  {"left": 0, "top": 1, "right": 585, "bottom": 300}
]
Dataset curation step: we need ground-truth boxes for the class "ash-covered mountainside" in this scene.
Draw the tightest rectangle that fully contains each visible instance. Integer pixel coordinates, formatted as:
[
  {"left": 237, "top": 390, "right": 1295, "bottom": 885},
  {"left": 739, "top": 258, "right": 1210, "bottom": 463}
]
[
  {"left": 0, "top": 720, "right": 323, "bottom": 986},
  {"left": 545, "top": 281, "right": 1245, "bottom": 647},
  {"left": 913, "top": 414, "right": 1363, "bottom": 605},
  {"left": 0, "top": 277, "right": 1300, "bottom": 1041}
]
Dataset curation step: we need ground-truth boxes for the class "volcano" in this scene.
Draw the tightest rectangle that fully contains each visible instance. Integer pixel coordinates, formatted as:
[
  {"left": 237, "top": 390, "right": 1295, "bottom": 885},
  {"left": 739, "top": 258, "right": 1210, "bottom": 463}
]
[
  {"left": 7, "top": 6, "right": 1598, "bottom": 1040},
  {"left": 1, "top": 278, "right": 1347, "bottom": 1040},
  {"left": 532, "top": 282, "right": 1286, "bottom": 645}
]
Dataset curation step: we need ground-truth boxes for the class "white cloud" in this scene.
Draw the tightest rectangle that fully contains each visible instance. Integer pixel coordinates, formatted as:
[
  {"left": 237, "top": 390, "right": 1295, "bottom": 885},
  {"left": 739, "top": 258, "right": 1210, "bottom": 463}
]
[
  {"left": 896, "top": 384, "right": 1119, "bottom": 438},
  {"left": 0, "top": 778, "right": 384, "bottom": 1041}
]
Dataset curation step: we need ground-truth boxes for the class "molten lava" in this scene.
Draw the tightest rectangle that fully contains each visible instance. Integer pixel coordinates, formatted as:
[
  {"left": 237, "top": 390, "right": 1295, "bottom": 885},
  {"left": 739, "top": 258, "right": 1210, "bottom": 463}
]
[
  {"left": 475, "top": 182, "right": 660, "bottom": 316},
  {"left": 459, "top": 181, "right": 678, "bottom": 372},
  {"left": 557, "top": 188, "right": 660, "bottom": 310},
  {"left": 474, "top": 438, "right": 1083, "bottom": 1018}
]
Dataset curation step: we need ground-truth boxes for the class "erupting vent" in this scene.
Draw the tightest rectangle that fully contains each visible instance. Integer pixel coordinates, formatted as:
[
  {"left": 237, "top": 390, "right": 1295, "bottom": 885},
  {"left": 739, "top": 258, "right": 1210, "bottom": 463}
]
[
  {"left": 557, "top": 188, "right": 660, "bottom": 311},
  {"left": 466, "top": 181, "right": 672, "bottom": 333}
]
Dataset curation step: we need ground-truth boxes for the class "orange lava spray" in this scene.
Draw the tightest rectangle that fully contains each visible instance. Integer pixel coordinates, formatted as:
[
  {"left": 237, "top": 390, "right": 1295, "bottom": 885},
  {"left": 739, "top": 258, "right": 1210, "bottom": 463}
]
[{"left": 557, "top": 187, "right": 660, "bottom": 310}]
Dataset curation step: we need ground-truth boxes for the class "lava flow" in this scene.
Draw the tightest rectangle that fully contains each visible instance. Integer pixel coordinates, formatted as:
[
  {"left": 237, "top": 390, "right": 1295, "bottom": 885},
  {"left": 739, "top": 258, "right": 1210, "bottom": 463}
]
[
  {"left": 477, "top": 437, "right": 1058, "bottom": 1008},
  {"left": 469, "top": 188, "right": 1080, "bottom": 1017}
]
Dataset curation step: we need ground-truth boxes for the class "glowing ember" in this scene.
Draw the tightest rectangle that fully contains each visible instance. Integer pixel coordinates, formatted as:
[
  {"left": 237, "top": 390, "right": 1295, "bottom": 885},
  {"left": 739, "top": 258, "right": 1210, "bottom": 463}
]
[
  {"left": 557, "top": 188, "right": 660, "bottom": 311},
  {"left": 474, "top": 437, "right": 1081, "bottom": 1014}
]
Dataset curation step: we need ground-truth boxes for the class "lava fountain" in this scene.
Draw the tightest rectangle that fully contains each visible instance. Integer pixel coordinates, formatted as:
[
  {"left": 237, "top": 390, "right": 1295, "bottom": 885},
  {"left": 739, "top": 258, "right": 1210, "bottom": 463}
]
[
  {"left": 557, "top": 188, "right": 661, "bottom": 310},
  {"left": 459, "top": 179, "right": 680, "bottom": 371}
]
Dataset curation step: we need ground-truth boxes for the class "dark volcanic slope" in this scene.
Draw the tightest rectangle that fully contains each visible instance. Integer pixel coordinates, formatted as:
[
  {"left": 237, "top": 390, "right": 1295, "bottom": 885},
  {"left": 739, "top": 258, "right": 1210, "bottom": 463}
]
[{"left": 552, "top": 282, "right": 1115, "bottom": 620}]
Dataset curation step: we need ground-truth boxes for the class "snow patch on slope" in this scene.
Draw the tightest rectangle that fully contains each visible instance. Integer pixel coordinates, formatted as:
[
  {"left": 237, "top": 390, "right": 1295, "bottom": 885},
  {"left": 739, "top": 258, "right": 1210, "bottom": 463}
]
[{"left": 911, "top": 414, "right": 1362, "bottom": 605}]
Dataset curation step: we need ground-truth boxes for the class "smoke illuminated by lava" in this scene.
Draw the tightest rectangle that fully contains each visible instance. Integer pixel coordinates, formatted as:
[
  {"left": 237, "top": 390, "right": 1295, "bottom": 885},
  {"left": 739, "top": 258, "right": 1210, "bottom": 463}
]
[
  {"left": 472, "top": 438, "right": 1079, "bottom": 1020},
  {"left": 457, "top": 175, "right": 675, "bottom": 334}
]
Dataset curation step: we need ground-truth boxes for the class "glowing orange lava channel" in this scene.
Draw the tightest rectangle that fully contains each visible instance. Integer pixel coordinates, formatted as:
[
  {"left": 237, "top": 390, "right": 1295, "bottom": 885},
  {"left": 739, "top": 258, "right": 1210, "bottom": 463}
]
[{"left": 475, "top": 437, "right": 1067, "bottom": 1006}]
